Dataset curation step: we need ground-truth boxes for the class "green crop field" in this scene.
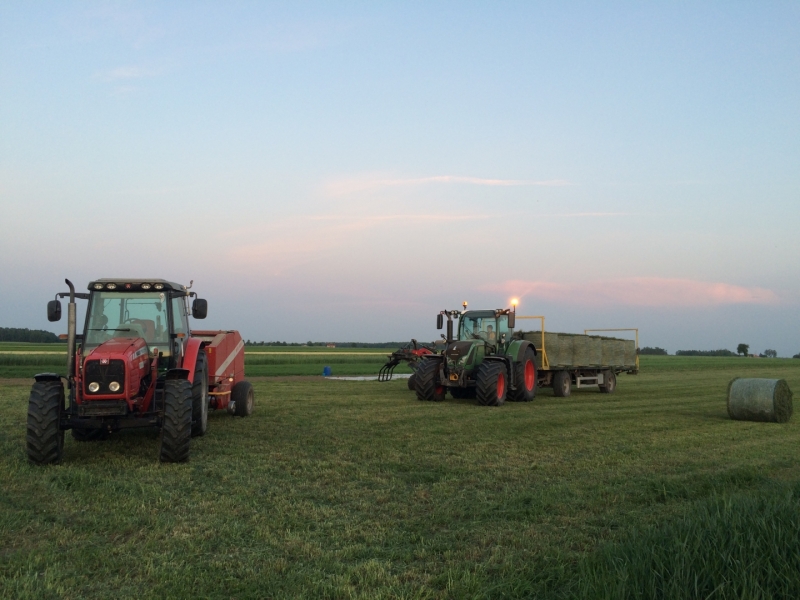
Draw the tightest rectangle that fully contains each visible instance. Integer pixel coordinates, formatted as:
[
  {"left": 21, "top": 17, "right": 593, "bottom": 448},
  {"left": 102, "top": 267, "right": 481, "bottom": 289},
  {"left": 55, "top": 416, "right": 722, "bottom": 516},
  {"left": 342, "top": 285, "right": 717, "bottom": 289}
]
[{"left": 2, "top": 356, "right": 800, "bottom": 598}]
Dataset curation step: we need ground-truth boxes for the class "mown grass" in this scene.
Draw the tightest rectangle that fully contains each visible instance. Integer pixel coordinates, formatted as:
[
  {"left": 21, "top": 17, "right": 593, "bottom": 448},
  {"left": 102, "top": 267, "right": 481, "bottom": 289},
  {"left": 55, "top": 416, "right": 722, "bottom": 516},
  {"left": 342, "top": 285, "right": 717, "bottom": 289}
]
[{"left": 1, "top": 357, "right": 799, "bottom": 598}]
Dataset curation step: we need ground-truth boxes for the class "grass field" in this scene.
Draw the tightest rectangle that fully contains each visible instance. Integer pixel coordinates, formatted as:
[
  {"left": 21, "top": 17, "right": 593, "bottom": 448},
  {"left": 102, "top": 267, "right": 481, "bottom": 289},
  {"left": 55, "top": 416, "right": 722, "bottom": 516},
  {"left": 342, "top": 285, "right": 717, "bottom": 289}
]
[{"left": 1, "top": 356, "right": 799, "bottom": 598}]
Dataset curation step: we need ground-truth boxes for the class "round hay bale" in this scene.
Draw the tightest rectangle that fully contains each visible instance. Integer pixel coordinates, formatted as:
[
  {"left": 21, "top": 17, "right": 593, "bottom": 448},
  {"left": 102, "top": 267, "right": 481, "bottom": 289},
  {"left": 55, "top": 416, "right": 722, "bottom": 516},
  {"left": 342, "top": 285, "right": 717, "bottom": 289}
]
[{"left": 727, "top": 378, "right": 793, "bottom": 423}]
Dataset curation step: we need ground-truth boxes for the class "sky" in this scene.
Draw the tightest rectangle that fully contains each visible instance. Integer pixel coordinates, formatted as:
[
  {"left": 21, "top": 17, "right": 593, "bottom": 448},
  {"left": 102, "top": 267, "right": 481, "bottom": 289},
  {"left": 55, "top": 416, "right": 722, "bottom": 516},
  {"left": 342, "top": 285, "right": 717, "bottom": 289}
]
[{"left": 1, "top": 2, "right": 799, "bottom": 355}]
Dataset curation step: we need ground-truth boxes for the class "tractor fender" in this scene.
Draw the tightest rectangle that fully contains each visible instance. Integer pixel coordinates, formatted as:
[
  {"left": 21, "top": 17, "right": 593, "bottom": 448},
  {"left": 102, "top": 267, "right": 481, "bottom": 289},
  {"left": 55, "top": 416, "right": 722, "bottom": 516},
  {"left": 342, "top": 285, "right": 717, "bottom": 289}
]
[
  {"left": 180, "top": 337, "right": 204, "bottom": 381},
  {"left": 33, "top": 372, "right": 63, "bottom": 383},
  {"left": 506, "top": 339, "right": 536, "bottom": 362}
]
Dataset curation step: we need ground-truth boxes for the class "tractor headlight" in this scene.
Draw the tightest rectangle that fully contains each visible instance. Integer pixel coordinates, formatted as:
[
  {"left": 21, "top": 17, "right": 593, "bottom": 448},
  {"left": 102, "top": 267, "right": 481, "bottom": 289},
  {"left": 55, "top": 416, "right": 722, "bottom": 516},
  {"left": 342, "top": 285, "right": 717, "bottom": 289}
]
[
  {"left": 106, "top": 283, "right": 117, "bottom": 290},
  {"left": 88, "top": 382, "right": 100, "bottom": 392},
  {"left": 93, "top": 283, "right": 103, "bottom": 290},
  {"left": 141, "top": 283, "right": 151, "bottom": 290},
  {"left": 154, "top": 283, "right": 164, "bottom": 290},
  {"left": 108, "top": 381, "right": 121, "bottom": 392}
]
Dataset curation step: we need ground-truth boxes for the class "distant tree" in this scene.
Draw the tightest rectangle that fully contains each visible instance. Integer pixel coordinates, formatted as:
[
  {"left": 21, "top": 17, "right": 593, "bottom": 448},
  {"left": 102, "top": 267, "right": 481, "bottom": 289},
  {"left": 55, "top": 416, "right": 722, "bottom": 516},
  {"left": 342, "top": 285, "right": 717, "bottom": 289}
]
[
  {"left": 639, "top": 346, "right": 668, "bottom": 355},
  {"left": 793, "top": 353, "right": 800, "bottom": 359},
  {"left": 736, "top": 343, "right": 749, "bottom": 357},
  {"left": 0, "top": 327, "right": 61, "bottom": 343},
  {"left": 762, "top": 349, "right": 777, "bottom": 358},
  {"left": 675, "top": 349, "right": 736, "bottom": 357}
]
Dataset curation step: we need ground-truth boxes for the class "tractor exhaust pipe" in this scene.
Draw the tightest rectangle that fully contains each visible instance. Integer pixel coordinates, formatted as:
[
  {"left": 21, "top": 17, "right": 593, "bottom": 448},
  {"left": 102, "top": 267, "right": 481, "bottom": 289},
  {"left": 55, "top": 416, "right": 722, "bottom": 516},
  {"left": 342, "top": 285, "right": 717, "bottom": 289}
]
[{"left": 65, "top": 279, "right": 76, "bottom": 378}]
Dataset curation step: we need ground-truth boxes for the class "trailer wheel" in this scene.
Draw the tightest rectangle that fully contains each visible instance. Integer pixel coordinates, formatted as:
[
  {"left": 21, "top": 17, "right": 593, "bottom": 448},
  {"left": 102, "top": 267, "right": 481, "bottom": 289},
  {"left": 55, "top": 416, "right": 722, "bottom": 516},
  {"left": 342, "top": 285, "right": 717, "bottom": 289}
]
[
  {"left": 191, "top": 351, "right": 209, "bottom": 437},
  {"left": 476, "top": 362, "right": 508, "bottom": 406},
  {"left": 233, "top": 380, "right": 254, "bottom": 417},
  {"left": 599, "top": 370, "right": 617, "bottom": 394},
  {"left": 553, "top": 370, "right": 571, "bottom": 398},
  {"left": 509, "top": 349, "right": 537, "bottom": 402},
  {"left": 72, "top": 427, "right": 107, "bottom": 442},
  {"left": 27, "top": 381, "right": 65, "bottom": 465},
  {"left": 415, "top": 359, "right": 445, "bottom": 402},
  {"left": 160, "top": 379, "right": 193, "bottom": 463},
  {"left": 407, "top": 372, "right": 417, "bottom": 391}
]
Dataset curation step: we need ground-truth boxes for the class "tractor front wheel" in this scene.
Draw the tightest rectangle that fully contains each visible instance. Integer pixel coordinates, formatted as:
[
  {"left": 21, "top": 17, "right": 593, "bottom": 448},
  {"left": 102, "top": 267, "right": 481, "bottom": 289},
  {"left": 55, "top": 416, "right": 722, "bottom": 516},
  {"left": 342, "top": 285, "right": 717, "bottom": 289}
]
[
  {"left": 191, "top": 351, "right": 209, "bottom": 437},
  {"left": 233, "top": 380, "right": 254, "bottom": 417},
  {"left": 476, "top": 362, "right": 508, "bottom": 406},
  {"left": 509, "top": 348, "right": 537, "bottom": 402},
  {"left": 160, "top": 379, "right": 193, "bottom": 463},
  {"left": 415, "top": 359, "right": 445, "bottom": 402},
  {"left": 407, "top": 372, "right": 417, "bottom": 391},
  {"left": 27, "top": 381, "right": 65, "bottom": 464}
]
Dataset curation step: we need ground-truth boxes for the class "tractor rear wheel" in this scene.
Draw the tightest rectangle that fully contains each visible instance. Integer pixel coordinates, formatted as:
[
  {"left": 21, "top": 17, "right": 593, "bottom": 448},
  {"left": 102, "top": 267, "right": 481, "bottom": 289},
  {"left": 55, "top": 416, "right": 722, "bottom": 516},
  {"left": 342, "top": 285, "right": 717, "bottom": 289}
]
[
  {"left": 509, "top": 348, "right": 537, "bottom": 402},
  {"left": 407, "top": 372, "right": 417, "bottom": 391},
  {"left": 27, "top": 381, "right": 65, "bottom": 465},
  {"left": 476, "top": 362, "right": 508, "bottom": 406},
  {"left": 599, "top": 370, "right": 617, "bottom": 394},
  {"left": 159, "top": 379, "right": 193, "bottom": 463},
  {"left": 233, "top": 380, "right": 254, "bottom": 417},
  {"left": 191, "top": 351, "right": 209, "bottom": 437},
  {"left": 553, "top": 370, "right": 571, "bottom": 398},
  {"left": 72, "top": 427, "right": 107, "bottom": 442},
  {"left": 415, "top": 359, "right": 445, "bottom": 402}
]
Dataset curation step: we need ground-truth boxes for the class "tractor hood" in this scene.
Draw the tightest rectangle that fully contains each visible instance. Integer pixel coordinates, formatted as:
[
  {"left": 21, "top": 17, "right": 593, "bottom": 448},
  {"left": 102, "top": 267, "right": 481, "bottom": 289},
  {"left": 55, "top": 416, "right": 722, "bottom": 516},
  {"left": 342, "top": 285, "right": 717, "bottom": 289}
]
[
  {"left": 86, "top": 337, "right": 148, "bottom": 359},
  {"left": 446, "top": 340, "right": 480, "bottom": 360}
]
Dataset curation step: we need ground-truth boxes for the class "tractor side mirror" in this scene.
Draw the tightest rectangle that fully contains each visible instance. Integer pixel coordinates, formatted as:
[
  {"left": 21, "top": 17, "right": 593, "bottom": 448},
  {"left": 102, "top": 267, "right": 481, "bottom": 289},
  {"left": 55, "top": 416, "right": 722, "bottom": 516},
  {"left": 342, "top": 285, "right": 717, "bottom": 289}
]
[
  {"left": 192, "top": 298, "right": 208, "bottom": 319},
  {"left": 436, "top": 314, "right": 443, "bottom": 329},
  {"left": 47, "top": 300, "right": 62, "bottom": 322},
  {"left": 507, "top": 312, "right": 515, "bottom": 329}
]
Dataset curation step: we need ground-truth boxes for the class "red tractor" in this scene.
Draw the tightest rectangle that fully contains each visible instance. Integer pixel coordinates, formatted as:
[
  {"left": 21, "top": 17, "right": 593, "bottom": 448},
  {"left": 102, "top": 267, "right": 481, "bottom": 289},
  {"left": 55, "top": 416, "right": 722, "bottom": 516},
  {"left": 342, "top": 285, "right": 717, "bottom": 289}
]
[{"left": 27, "top": 278, "right": 253, "bottom": 464}]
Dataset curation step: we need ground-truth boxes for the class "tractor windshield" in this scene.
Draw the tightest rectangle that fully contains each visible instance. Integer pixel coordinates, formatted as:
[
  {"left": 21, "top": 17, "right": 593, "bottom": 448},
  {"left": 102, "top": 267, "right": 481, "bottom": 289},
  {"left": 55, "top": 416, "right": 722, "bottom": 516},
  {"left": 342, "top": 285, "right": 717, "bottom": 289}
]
[
  {"left": 459, "top": 313, "right": 510, "bottom": 343},
  {"left": 84, "top": 292, "right": 170, "bottom": 348}
]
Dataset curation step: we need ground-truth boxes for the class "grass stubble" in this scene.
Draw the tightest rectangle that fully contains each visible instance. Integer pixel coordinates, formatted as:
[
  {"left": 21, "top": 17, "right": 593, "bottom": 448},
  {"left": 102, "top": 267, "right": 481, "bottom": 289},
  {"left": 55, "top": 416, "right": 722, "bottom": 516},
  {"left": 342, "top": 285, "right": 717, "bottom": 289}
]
[{"left": 0, "top": 356, "right": 799, "bottom": 599}]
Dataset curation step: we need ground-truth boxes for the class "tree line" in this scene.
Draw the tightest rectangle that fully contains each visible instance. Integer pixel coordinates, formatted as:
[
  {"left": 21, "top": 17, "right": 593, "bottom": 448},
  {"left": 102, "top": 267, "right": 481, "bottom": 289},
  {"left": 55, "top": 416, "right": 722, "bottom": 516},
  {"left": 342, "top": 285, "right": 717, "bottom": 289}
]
[{"left": 0, "top": 327, "right": 62, "bottom": 343}]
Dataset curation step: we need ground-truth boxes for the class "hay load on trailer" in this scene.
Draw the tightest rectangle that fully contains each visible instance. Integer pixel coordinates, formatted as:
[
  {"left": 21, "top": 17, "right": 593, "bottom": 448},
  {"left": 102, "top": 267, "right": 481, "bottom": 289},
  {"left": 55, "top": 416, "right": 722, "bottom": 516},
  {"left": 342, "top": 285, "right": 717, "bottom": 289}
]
[{"left": 518, "top": 320, "right": 638, "bottom": 397}]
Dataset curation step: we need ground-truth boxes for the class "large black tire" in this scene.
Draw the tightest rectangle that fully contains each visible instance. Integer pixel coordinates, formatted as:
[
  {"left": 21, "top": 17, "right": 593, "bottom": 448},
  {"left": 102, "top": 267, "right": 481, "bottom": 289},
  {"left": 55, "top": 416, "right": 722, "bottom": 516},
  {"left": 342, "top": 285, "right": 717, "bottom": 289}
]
[
  {"left": 27, "top": 381, "right": 65, "bottom": 465},
  {"left": 407, "top": 372, "right": 417, "bottom": 391},
  {"left": 476, "top": 362, "right": 508, "bottom": 407},
  {"left": 233, "top": 380, "right": 254, "bottom": 417},
  {"left": 71, "top": 427, "right": 107, "bottom": 442},
  {"left": 159, "top": 379, "right": 193, "bottom": 463},
  {"left": 509, "top": 348, "right": 537, "bottom": 402},
  {"left": 599, "top": 370, "right": 617, "bottom": 394},
  {"left": 191, "top": 351, "right": 209, "bottom": 437},
  {"left": 449, "top": 386, "right": 477, "bottom": 400},
  {"left": 415, "top": 359, "right": 445, "bottom": 402},
  {"left": 553, "top": 370, "right": 571, "bottom": 398}
]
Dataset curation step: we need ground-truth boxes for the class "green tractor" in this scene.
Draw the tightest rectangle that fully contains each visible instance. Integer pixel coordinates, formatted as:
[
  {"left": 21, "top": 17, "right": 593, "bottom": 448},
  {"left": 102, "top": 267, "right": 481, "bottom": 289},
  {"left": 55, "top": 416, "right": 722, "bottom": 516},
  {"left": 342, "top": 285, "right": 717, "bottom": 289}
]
[{"left": 415, "top": 303, "right": 538, "bottom": 406}]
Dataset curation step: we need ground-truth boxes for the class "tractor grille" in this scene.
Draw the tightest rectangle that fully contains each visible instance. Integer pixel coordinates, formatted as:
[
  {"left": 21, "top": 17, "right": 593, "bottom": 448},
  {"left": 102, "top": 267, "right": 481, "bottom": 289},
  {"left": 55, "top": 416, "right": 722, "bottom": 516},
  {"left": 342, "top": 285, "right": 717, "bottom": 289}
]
[{"left": 84, "top": 359, "right": 125, "bottom": 395}]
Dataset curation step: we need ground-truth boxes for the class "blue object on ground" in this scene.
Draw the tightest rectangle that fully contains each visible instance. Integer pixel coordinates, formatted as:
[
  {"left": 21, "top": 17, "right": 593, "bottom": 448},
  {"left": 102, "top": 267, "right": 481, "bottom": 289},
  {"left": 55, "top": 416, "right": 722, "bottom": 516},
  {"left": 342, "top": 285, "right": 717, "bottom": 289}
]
[{"left": 323, "top": 366, "right": 332, "bottom": 376}]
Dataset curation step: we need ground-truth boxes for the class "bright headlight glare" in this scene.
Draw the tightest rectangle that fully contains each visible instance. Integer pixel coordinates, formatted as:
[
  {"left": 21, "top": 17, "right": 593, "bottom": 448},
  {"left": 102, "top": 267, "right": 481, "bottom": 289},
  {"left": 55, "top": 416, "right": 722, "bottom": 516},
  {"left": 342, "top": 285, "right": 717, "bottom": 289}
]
[
  {"left": 88, "top": 382, "right": 100, "bottom": 392},
  {"left": 109, "top": 381, "right": 121, "bottom": 392}
]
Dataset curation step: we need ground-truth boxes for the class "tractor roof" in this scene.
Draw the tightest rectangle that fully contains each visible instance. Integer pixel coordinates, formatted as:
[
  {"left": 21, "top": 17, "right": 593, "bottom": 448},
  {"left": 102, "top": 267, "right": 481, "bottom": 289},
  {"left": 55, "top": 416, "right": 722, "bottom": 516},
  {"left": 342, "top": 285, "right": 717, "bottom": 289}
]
[{"left": 87, "top": 278, "right": 188, "bottom": 292}]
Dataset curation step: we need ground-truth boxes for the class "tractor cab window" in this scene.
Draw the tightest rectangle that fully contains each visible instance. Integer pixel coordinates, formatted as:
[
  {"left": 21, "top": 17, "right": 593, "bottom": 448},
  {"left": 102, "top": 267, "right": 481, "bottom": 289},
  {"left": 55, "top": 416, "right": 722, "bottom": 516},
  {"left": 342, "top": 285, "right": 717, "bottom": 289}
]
[
  {"left": 459, "top": 313, "right": 511, "bottom": 343},
  {"left": 85, "top": 292, "right": 170, "bottom": 348},
  {"left": 171, "top": 296, "right": 189, "bottom": 337}
]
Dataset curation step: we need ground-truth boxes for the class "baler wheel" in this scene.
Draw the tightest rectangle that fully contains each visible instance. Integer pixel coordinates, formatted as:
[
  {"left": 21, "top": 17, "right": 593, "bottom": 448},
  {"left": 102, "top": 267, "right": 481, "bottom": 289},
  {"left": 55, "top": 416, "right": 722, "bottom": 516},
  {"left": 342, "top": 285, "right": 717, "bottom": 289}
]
[
  {"left": 599, "top": 370, "right": 617, "bottom": 394},
  {"left": 414, "top": 359, "right": 445, "bottom": 402},
  {"left": 509, "top": 348, "right": 537, "bottom": 402},
  {"left": 191, "top": 351, "right": 209, "bottom": 437},
  {"left": 26, "top": 381, "right": 65, "bottom": 465},
  {"left": 476, "top": 362, "right": 508, "bottom": 407},
  {"left": 233, "top": 380, "right": 254, "bottom": 417},
  {"left": 553, "top": 371, "right": 571, "bottom": 398},
  {"left": 159, "top": 379, "right": 193, "bottom": 463}
]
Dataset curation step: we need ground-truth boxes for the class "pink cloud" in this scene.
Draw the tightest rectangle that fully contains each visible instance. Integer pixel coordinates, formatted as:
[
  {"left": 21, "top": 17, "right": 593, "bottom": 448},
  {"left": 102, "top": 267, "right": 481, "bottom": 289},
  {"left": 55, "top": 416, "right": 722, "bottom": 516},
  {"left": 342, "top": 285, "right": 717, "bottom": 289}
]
[{"left": 487, "top": 278, "right": 780, "bottom": 308}]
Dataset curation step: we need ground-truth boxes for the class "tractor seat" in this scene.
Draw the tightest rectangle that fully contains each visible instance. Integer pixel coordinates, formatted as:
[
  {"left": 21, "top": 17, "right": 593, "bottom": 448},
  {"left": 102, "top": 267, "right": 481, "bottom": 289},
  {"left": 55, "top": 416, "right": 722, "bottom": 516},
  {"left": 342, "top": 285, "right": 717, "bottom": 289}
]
[{"left": 129, "top": 319, "right": 156, "bottom": 341}]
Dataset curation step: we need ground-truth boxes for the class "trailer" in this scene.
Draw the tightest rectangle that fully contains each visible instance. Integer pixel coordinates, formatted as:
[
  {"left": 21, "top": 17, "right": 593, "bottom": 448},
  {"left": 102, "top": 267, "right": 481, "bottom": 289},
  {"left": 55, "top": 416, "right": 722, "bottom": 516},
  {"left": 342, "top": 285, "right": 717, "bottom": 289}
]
[{"left": 518, "top": 317, "right": 638, "bottom": 397}]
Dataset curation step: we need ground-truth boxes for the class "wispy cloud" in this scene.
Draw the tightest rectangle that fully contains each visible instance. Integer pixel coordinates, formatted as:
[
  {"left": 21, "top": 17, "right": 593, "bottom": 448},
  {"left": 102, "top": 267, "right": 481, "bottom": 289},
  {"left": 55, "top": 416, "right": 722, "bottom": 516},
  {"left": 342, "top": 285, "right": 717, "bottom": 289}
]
[
  {"left": 324, "top": 174, "right": 571, "bottom": 197},
  {"left": 487, "top": 278, "right": 780, "bottom": 308}
]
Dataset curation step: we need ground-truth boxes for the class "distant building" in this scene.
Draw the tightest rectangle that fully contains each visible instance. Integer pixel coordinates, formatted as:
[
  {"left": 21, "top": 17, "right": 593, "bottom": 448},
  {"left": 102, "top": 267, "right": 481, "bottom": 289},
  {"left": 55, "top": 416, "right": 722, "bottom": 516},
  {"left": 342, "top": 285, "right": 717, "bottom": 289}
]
[{"left": 326, "top": 343, "right": 336, "bottom": 348}]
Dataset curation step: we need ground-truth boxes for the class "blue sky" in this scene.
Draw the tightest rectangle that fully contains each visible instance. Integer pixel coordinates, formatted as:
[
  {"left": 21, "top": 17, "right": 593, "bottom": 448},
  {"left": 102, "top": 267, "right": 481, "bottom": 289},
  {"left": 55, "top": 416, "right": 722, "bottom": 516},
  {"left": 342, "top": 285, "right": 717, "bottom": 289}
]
[{"left": 1, "top": 2, "right": 799, "bottom": 354}]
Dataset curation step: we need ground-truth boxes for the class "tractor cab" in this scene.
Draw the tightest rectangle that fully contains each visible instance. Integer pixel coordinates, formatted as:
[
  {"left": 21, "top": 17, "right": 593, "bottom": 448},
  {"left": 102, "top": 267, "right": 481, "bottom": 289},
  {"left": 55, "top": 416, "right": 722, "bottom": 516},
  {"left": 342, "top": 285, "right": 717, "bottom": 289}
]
[{"left": 458, "top": 310, "right": 513, "bottom": 347}]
